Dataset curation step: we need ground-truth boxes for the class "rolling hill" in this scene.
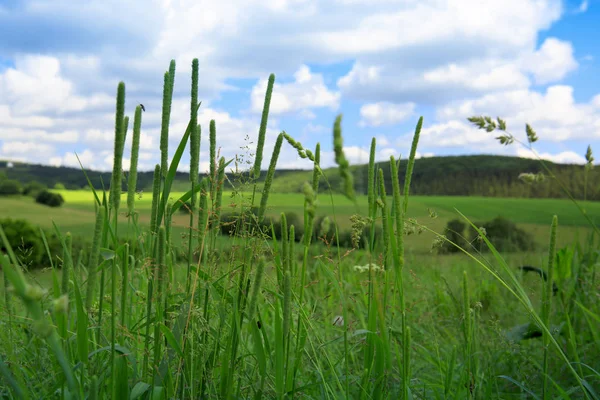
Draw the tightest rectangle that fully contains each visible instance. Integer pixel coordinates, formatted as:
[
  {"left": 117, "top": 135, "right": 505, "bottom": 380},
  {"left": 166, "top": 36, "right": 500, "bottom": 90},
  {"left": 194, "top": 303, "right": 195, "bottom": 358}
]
[{"left": 1, "top": 154, "right": 598, "bottom": 200}]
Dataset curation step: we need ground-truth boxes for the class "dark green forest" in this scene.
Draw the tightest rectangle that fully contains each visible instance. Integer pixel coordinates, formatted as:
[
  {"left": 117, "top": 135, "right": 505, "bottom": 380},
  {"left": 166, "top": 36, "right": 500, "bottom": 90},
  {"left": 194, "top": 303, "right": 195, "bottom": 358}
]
[{"left": 1, "top": 154, "right": 598, "bottom": 200}]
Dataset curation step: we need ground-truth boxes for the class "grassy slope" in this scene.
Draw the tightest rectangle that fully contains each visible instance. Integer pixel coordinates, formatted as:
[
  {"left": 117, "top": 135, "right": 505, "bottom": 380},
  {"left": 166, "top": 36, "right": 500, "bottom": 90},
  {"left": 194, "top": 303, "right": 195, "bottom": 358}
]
[{"left": 2, "top": 190, "right": 597, "bottom": 256}]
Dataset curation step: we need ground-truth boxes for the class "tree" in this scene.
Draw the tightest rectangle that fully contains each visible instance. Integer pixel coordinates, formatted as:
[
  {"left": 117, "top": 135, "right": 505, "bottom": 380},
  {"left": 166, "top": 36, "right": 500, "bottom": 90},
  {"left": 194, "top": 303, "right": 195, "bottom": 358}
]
[
  {"left": 0, "top": 179, "right": 22, "bottom": 195},
  {"left": 54, "top": 182, "right": 66, "bottom": 190},
  {"left": 23, "top": 181, "right": 47, "bottom": 197},
  {"left": 36, "top": 190, "right": 65, "bottom": 207}
]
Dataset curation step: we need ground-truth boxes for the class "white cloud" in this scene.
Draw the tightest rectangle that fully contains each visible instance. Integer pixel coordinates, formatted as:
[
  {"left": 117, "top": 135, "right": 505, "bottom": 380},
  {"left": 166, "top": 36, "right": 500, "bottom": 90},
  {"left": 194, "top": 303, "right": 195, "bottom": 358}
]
[
  {"left": 1, "top": 141, "right": 54, "bottom": 155},
  {"left": 516, "top": 148, "right": 587, "bottom": 164},
  {"left": 334, "top": 1, "right": 567, "bottom": 104},
  {"left": 376, "top": 135, "right": 390, "bottom": 147},
  {"left": 50, "top": 149, "right": 104, "bottom": 170},
  {"left": 313, "top": 0, "right": 561, "bottom": 57},
  {"left": 359, "top": 102, "right": 415, "bottom": 127},
  {"left": 436, "top": 85, "right": 600, "bottom": 143},
  {"left": 577, "top": 0, "right": 589, "bottom": 13},
  {"left": 521, "top": 38, "right": 578, "bottom": 84},
  {"left": 0, "top": 55, "right": 113, "bottom": 115},
  {"left": 409, "top": 120, "right": 498, "bottom": 149},
  {"left": 250, "top": 65, "right": 340, "bottom": 116},
  {"left": 0, "top": 0, "right": 589, "bottom": 171}
]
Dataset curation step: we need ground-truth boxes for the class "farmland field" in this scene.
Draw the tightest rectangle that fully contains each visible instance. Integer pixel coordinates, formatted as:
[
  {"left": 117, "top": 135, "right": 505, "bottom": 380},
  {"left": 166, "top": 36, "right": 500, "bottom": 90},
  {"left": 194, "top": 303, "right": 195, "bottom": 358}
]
[{"left": 1, "top": 189, "right": 597, "bottom": 252}]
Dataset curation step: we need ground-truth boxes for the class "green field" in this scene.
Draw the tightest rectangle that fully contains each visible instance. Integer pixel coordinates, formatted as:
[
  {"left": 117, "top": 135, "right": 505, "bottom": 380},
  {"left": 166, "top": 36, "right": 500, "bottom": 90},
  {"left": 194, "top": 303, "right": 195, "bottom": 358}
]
[
  {"left": 2, "top": 189, "right": 597, "bottom": 254},
  {"left": 1, "top": 61, "right": 598, "bottom": 399}
]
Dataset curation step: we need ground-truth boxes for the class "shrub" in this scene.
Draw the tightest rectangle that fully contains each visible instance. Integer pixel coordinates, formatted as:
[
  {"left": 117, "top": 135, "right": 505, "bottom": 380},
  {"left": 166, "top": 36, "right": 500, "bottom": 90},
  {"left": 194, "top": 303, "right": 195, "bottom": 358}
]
[
  {"left": 36, "top": 190, "right": 65, "bottom": 207},
  {"left": 0, "top": 218, "right": 44, "bottom": 270},
  {"left": 23, "top": 181, "right": 47, "bottom": 198},
  {"left": 54, "top": 182, "right": 66, "bottom": 190},
  {"left": 0, "top": 218, "right": 89, "bottom": 270},
  {"left": 0, "top": 179, "right": 22, "bottom": 195},
  {"left": 468, "top": 216, "right": 536, "bottom": 252},
  {"left": 439, "top": 219, "right": 468, "bottom": 253}
]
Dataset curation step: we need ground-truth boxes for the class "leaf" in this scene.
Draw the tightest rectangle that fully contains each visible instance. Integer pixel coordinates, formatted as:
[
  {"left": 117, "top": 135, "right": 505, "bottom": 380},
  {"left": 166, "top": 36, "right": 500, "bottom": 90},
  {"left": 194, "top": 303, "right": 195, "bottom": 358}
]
[
  {"left": 39, "top": 227, "right": 55, "bottom": 270},
  {"left": 498, "top": 375, "right": 541, "bottom": 400},
  {"left": 151, "top": 386, "right": 165, "bottom": 400},
  {"left": 169, "top": 185, "right": 202, "bottom": 214},
  {"left": 130, "top": 382, "right": 150, "bottom": 400},
  {"left": 99, "top": 248, "right": 116, "bottom": 261},
  {"left": 159, "top": 323, "right": 183, "bottom": 359},
  {"left": 72, "top": 273, "right": 89, "bottom": 364},
  {"left": 250, "top": 322, "right": 266, "bottom": 377},
  {"left": 555, "top": 246, "right": 574, "bottom": 282},
  {"left": 87, "top": 345, "right": 138, "bottom": 380},
  {"left": 0, "top": 354, "right": 29, "bottom": 400}
]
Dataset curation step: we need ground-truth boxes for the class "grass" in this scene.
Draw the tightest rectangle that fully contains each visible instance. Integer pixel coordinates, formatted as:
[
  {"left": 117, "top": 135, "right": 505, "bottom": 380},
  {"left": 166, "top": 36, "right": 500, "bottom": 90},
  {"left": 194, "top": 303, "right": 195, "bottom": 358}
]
[{"left": 0, "top": 60, "right": 598, "bottom": 400}]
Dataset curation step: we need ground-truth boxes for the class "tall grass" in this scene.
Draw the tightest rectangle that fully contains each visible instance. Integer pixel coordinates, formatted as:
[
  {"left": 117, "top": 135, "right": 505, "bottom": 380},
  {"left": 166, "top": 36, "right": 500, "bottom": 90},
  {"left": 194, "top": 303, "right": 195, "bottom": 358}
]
[{"left": 0, "top": 61, "right": 598, "bottom": 400}]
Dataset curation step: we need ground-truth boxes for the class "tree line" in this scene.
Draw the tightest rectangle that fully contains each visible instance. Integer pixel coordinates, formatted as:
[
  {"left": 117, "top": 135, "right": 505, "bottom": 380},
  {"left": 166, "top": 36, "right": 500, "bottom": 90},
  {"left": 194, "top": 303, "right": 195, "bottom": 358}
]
[{"left": 1, "top": 154, "right": 598, "bottom": 200}]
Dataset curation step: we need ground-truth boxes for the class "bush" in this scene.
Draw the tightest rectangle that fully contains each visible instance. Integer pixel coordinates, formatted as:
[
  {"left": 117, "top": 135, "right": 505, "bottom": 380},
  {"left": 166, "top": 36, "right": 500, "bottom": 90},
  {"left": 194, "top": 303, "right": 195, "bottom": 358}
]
[
  {"left": 0, "top": 218, "right": 44, "bottom": 270},
  {"left": 468, "top": 216, "right": 536, "bottom": 252},
  {"left": 23, "top": 181, "right": 47, "bottom": 198},
  {"left": 0, "top": 218, "right": 89, "bottom": 270},
  {"left": 54, "top": 182, "right": 66, "bottom": 190},
  {"left": 0, "top": 179, "right": 22, "bottom": 195},
  {"left": 439, "top": 219, "right": 468, "bottom": 253},
  {"left": 36, "top": 190, "right": 65, "bottom": 207}
]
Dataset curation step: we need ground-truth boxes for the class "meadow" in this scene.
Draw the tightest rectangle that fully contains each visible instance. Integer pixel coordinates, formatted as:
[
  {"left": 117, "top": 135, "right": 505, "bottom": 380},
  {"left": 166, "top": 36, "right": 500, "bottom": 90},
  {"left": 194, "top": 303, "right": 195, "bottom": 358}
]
[{"left": 0, "top": 59, "right": 598, "bottom": 399}]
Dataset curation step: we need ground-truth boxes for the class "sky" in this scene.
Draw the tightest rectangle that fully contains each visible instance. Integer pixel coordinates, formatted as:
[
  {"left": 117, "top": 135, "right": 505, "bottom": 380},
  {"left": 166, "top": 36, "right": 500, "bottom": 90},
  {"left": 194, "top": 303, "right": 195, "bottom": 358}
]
[{"left": 0, "top": 0, "right": 599, "bottom": 173}]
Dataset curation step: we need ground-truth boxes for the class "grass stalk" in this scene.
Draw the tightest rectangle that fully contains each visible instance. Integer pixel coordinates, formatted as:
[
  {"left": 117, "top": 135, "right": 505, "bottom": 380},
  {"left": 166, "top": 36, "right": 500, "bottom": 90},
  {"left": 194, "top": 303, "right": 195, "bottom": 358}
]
[
  {"left": 253, "top": 74, "right": 275, "bottom": 179},
  {"left": 542, "top": 216, "right": 558, "bottom": 399},
  {"left": 127, "top": 104, "right": 143, "bottom": 216}
]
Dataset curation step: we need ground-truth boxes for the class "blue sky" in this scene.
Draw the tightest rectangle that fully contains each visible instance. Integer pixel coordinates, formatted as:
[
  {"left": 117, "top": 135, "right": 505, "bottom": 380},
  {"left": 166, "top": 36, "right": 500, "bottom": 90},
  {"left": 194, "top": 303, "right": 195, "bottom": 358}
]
[{"left": 0, "top": 0, "right": 598, "bottom": 172}]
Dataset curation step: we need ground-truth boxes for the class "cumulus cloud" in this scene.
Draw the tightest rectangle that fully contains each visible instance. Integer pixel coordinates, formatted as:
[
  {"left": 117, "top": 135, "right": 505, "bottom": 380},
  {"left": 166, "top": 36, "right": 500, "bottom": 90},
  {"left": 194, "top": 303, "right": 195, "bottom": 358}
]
[
  {"left": 521, "top": 38, "right": 578, "bottom": 84},
  {"left": 436, "top": 85, "right": 600, "bottom": 143},
  {"left": 359, "top": 102, "right": 415, "bottom": 127},
  {"left": 0, "top": 0, "right": 591, "bottom": 171},
  {"left": 250, "top": 65, "right": 340, "bottom": 116},
  {"left": 335, "top": 1, "right": 568, "bottom": 104},
  {"left": 0, "top": 55, "right": 113, "bottom": 115},
  {"left": 516, "top": 148, "right": 587, "bottom": 164},
  {"left": 1, "top": 141, "right": 54, "bottom": 156}
]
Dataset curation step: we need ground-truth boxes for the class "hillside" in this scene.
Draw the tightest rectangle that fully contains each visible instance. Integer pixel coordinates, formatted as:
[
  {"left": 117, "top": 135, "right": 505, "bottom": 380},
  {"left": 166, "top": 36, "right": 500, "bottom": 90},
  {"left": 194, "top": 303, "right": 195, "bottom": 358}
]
[
  {"left": 1, "top": 154, "right": 598, "bottom": 200},
  {"left": 270, "top": 154, "right": 599, "bottom": 200}
]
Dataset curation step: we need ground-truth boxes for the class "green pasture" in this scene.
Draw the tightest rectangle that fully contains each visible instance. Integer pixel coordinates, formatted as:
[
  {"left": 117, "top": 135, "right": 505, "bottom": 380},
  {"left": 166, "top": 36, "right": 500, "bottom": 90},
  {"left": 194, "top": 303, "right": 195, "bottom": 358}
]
[{"left": 1, "top": 190, "right": 597, "bottom": 258}]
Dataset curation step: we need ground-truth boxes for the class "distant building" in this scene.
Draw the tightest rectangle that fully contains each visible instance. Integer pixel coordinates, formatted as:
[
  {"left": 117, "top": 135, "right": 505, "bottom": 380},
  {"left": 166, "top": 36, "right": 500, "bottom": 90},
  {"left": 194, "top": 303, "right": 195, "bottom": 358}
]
[{"left": 7, "top": 162, "right": 13, "bottom": 168}]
